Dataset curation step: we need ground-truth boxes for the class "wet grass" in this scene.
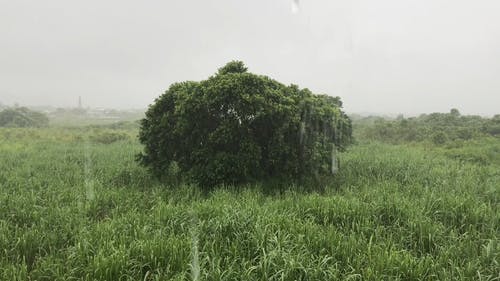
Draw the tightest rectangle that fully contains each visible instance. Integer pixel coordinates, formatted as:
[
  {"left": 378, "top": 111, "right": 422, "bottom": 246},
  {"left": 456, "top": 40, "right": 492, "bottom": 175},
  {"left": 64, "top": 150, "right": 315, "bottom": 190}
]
[{"left": 0, "top": 128, "right": 499, "bottom": 280}]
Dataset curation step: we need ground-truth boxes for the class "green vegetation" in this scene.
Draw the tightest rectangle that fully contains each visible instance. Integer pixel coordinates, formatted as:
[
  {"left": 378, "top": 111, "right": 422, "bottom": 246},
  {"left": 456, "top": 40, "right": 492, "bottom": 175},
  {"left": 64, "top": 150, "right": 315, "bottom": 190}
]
[
  {"left": 0, "top": 107, "right": 49, "bottom": 128},
  {"left": 354, "top": 109, "right": 500, "bottom": 144},
  {"left": 0, "top": 118, "right": 498, "bottom": 280},
  {"left": 139, "top": 61, "right": 352, "bottom": 187}
]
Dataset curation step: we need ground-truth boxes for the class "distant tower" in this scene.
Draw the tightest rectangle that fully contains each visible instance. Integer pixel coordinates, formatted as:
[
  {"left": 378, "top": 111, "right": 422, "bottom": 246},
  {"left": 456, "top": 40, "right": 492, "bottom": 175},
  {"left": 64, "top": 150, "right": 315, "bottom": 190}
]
[{"left": 78, "top": 96, "right": 82, "bottom": 109}]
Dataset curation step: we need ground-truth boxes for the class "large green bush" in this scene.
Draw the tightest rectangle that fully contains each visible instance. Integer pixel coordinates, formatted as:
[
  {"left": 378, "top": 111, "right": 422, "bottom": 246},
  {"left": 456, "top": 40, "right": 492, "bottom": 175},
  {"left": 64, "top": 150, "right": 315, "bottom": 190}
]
[{"left": 138, "top": 61, "right": 352, "bottom": 187}]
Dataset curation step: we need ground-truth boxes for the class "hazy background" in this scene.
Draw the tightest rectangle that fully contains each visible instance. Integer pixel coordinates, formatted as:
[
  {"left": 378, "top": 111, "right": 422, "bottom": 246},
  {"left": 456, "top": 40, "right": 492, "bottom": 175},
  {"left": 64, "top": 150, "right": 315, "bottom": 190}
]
[{"left": 1, "top": 0, "right": 499, "bottom": 115}]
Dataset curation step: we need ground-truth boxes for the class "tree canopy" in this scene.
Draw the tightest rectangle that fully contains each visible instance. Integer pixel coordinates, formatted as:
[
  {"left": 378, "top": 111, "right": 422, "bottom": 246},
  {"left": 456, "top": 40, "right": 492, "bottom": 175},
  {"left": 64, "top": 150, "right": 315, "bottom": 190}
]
[
  {"left": 0, "top": 107, "right": 49, "bottom": 128},
  {"left": 138, "top": 61, "right": 352, "bottom": 187}
]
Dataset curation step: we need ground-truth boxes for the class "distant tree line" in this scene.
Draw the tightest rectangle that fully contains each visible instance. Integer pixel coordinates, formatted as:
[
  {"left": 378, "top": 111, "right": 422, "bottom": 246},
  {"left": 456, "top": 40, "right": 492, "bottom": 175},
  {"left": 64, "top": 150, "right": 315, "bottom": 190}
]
[
  {"left": 354, "top": 109, "right": 500, "bottom": 144},
  {"left": 0, "top": 107, "right": 49, "bottom": 128}
]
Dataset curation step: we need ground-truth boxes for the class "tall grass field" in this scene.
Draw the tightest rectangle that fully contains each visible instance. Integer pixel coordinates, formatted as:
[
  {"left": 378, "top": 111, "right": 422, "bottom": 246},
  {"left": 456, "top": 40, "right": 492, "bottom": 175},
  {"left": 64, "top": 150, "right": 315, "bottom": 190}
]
[{"left": 0, "top": 127, "right": 498, "bottom": 280}]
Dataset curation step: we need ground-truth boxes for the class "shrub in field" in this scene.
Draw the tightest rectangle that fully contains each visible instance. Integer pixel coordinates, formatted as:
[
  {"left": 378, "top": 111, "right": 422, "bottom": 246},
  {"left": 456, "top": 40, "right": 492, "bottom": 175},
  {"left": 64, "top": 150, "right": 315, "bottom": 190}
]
[
  {"left": 0, "top": 107, "right": 49, "bottom": 128},
  {"left": 138, "top": 61, "right": 352, "bottom": 187},
  {"left": 432, "top": 131, "right": 448, "bottom": 145}
]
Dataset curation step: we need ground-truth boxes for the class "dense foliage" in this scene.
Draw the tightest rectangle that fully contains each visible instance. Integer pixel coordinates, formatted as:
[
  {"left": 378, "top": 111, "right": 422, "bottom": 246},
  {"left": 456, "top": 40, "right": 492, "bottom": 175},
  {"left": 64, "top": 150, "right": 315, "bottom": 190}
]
[
  {"left": 354, "top": 109, "right": 500, "bottom": 144},
  {"left": 138, "top": 61, "right": 352, "bottom": 187},
  {"left": 0, "top": 107, "right": 49, "bottom": 128}
]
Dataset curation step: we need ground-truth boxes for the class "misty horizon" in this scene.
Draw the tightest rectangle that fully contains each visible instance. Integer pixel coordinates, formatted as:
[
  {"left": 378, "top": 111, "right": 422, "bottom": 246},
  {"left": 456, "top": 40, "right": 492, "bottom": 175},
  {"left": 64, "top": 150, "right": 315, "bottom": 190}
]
[{"left": 1, "top": 0, "right": 499, "bottom": 116}]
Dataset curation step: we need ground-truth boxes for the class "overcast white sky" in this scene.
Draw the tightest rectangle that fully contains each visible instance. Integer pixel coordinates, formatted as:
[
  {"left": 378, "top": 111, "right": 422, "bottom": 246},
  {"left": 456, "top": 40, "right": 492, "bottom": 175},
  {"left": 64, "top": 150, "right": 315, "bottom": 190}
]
[{"left": 1, "top": 0, "right": 499, "bottom": 115}]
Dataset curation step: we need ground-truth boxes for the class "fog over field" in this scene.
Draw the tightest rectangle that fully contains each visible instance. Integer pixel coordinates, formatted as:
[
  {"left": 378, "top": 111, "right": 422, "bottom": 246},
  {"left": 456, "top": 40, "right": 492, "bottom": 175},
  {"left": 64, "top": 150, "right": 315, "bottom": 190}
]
[{"left": 1, "top": 0, "right": 499, "bottom": 115}]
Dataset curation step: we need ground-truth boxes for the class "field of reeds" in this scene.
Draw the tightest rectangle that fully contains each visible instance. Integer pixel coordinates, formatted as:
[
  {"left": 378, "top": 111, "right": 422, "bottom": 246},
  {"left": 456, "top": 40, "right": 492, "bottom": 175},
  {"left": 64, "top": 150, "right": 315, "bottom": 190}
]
[{"left": 0, "top": 126, "right": 498, "bottom": 280}]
